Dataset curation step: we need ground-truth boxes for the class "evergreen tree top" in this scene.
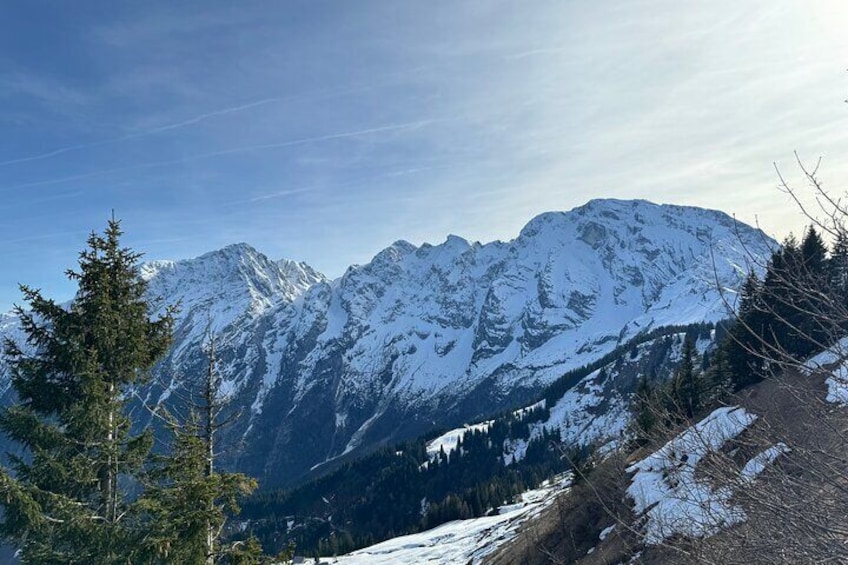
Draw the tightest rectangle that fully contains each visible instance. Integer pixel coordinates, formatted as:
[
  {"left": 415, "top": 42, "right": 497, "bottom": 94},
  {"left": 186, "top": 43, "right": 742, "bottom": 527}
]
[{"left": 0, "top": 218, "right": 175, "bottom": 563}]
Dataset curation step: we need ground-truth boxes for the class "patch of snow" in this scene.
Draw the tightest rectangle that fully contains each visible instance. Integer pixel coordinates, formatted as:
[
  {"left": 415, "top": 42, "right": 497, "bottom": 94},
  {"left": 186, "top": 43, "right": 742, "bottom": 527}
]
[
  {"left": 799, "top": 339, "right": 848, "bottom": 406},
  {"left": 332, "top": 475, "right": 571, "bottom": 565},
  {"left": 801, "top": 336, "right": 848, "bottom": 375},
  {"left": 426, "top": 421, "right": 493, "bottom": 461},
  {"left": 740, "top": 443, "right": 789, "bottom": 482},
  {"left": 826, "top": 362, "right": 848, "bottom": 405},
  {"left": 623, "top": 551, "right": 642, "bottom": 564},
  {"left": 502, "top": 438, "right": 527, "bottom": 466},
  {"left": 513, "top": 399, "right": 546, "bottom": 419},
  {"left": 627, "top": 406, "right": 756, "bottom": 544},
  {"left": 599, "top": 524, "right": 615, "bottom": 541},
  {"left": 335, "top": 412, "right": 348, "bottom": 429}
]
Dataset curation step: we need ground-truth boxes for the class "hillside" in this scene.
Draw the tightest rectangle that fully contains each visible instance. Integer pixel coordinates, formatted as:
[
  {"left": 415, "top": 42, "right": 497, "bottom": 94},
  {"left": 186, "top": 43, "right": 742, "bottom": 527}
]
[
  {"left": 486, "top": 342, "right": 848, "bottom": 565},
  {"left": 237, "top": 324, "right": 715, "bottom": 557}
]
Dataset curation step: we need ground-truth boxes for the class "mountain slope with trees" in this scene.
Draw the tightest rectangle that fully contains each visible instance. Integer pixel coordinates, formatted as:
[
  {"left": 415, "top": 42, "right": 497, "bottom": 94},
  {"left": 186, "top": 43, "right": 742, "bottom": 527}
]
[
  {"left": 237, "top": 323, "right": 715, "bottom": 558},
  {"left": 490, "top": 216, "right": 848, "bottom": 564},
  {"left": 0, "top": 199, "right": 776, "bottom": 491}
]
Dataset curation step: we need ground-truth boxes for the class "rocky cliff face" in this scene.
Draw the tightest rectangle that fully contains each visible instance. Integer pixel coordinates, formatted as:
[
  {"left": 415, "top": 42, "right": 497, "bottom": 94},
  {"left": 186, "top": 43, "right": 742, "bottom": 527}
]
[{"left": 0, "top": 199, "right": 775, "bottom": 488}]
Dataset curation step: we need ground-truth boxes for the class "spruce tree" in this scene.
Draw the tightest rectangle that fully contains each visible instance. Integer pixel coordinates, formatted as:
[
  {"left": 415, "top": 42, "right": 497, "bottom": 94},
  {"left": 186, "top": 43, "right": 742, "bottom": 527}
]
[
  {"left": 631, "top": 374, "right": 657, "bottom": 444},
  {"left": 670, "top": 336, "right": 699, "bottom": 419},
  {"left": 830, "top": 231, "right": 848, "bottom": 297},
  {"left": 725, "top": 270, "right": 764, "bottom": 389},
  {"left": 801, "top": 225, "right": 827, "bottom": 274},
  {"left": 0, "top": 218, "right": 174, "bottom": 563},
  {"left": 796, "top": 226, "right": 832, "bottom": 356},
  {"left": 702, "top": 345, "right": 733, "bottom": 407},
  {"left": 136, "top": 415, "right": 268, "bottom": 564},
  {"left": 136, "top": 336, "right": 273, "bottom": 564}
]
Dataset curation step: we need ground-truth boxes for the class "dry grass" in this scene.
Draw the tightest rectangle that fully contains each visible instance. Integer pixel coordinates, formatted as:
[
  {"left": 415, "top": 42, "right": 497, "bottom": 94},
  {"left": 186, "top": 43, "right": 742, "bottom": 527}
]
[{"left": 485, "top": 368, "right": 848, "bottom": 564}]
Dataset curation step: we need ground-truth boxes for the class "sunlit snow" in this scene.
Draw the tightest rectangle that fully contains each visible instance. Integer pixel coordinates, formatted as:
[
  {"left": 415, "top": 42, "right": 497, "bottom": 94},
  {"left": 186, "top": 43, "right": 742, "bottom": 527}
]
[
  {"left": 627, "top": 406, "right": 756, "bottom": 544},
  {"left": 328, "top": 475, "right": 571, "bottom": 565}
]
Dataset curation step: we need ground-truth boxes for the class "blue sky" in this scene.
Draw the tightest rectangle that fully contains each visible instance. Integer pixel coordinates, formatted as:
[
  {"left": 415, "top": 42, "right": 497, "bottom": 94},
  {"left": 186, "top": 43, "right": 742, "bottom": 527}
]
[{"left": 1, "top": 0, "right": 848, "bottom": 310}]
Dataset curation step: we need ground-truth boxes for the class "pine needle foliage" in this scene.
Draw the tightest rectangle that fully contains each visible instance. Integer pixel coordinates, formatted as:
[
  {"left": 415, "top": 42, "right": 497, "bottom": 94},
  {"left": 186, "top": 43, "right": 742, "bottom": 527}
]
[
  {"left": 0, "top": 219, "right": 174, "bottom": 564},
  {"left": 134, "top": 336, "right": 276, "bottom": 565},
  {"left": 135, "top": 414, "right": 262, "bottom": 564}
]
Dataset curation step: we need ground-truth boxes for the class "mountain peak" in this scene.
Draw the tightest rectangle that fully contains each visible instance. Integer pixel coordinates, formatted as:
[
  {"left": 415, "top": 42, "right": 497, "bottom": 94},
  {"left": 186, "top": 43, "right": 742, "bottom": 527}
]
[
  {"left": 277, "top": 258, "right": 327, "bottom": 291},
  {"left": 517, "top": 198, "right": 748, "bottom": 244},
  {"left": 219, "top": 241, "right": 258, "bottom": 254},
  {"left": 444, "top": 234, "right": 471, "bottom": 248},
  {"left": 370, "top": 240, "right": 418, "bottom": 267},
  {"left": 198, "top": 242, "right": 262, "bottom": 263}
]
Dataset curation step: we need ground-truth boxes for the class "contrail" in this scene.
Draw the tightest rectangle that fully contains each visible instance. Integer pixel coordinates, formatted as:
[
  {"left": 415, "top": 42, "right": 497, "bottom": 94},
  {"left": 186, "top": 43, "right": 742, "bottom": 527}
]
[
  {"left": 135, "top": 97, "right": 290, "bottom": 135},
  {"left": 0, "top": 69, "right": 431, "bottom": 168},
  {"left": 2, "top": 120, "right": 435, "bottom": 192},
  {"left": 187, "top": 119, "right": 435, "bottom": 159},
  {"left": 0, "top": 97, "right": 299, "bottom": 168},
  {"left": 504, "top": 46, "right": 569, "bottom": 61},
  {"left": 226, "top": 187, "right": 315, "bottom": 205},
  {"left": 225, "top": 162, "right": 459, "bottom": 207}
]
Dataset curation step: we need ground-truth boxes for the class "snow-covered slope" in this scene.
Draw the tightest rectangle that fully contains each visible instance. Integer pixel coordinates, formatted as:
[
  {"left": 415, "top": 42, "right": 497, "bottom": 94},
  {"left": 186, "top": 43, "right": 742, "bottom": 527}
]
[
  {"left": 0, "top": 199, "right": 775, "bottom": 487},
  {"left": 628, "top": 406, "right": 756, "bottom": 544},
  {"left": 429, "top": 328, "right": 712, "bottom": 473},
  {"left": 333, "top": 475, "right": 571, "bottom": 565},
  {"left": 294, "top": 199, "right": 761, "bottom": 408}
]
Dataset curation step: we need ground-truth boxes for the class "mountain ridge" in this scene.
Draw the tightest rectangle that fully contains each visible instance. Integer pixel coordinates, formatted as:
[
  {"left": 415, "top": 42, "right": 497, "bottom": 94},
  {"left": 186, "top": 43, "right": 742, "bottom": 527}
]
[{"left": 0, "top": 199, "right": 775, "bottom": 488}]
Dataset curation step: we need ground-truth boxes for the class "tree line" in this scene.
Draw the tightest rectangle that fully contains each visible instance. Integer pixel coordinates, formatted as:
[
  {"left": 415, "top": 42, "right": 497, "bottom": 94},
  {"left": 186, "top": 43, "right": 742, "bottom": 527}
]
[
  {"left": 240, "top": 407, "right": 566, "bottom": 558},
  {"left": 632, "top": 225, "right": 842, "bottom": 442}
]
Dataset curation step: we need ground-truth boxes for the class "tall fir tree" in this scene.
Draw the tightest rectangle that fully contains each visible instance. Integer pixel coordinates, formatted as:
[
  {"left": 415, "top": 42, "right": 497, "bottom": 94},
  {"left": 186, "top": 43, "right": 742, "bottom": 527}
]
[
  {"left": 0, "top": 219, "right": 174, "bottom": 563},
  {"left": 669, "top": 335, "right": 699, "bottom": 419},
  {"left": 830, "top": 230, "right": 848, "bottom": 297},
  {"left": 725, "top": 270, "right": 765, "bottom": 389},
  {"left": 631, "top": 374, "right": 657, "bottom": 444},
  {"left": 796, "top": 226, "right": 832, "bottom": 356},
  {"left": 761, "top": 236, "right": 801, "bottom": 356}
]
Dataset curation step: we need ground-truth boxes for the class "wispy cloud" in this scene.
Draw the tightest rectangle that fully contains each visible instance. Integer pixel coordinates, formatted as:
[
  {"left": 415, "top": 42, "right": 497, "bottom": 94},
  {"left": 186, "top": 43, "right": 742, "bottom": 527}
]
[
  {"left": 0, "top": 97, "right": 289, "bottom": 167},
  {"left": 2, "top": 0, "right": 848, "bottom": 310},
  {"left": 225, "top": 187, "right": 315, "bottom": 205},
  {"left": 1, "top": 119, "right": 436, "bottom": 192}
]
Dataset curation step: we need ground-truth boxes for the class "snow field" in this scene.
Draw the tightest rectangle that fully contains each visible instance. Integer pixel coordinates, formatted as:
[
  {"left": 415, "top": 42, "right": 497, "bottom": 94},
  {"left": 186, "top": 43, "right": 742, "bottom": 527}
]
[
  {"left": 627, "top": 405, "right": 792, "bottom": 545},
  {"left": 627, "top": 406, "right": 756, "bottom": 544},
  {"left": 329, "top": 474, "right": 571, "bottom": 564}
]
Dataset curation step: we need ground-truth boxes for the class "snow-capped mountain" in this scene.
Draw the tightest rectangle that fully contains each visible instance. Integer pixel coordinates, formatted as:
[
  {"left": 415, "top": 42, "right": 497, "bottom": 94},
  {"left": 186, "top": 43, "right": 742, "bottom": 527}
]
[{"left": 0, "top": 199, "right": 774, "bottom": 488}]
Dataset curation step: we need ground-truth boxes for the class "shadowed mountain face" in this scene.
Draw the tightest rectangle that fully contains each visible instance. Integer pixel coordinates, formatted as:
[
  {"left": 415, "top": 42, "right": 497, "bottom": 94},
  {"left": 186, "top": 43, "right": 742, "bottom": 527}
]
[{"left": 0, "top": 199, "right": 774, "bottom": 488}]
